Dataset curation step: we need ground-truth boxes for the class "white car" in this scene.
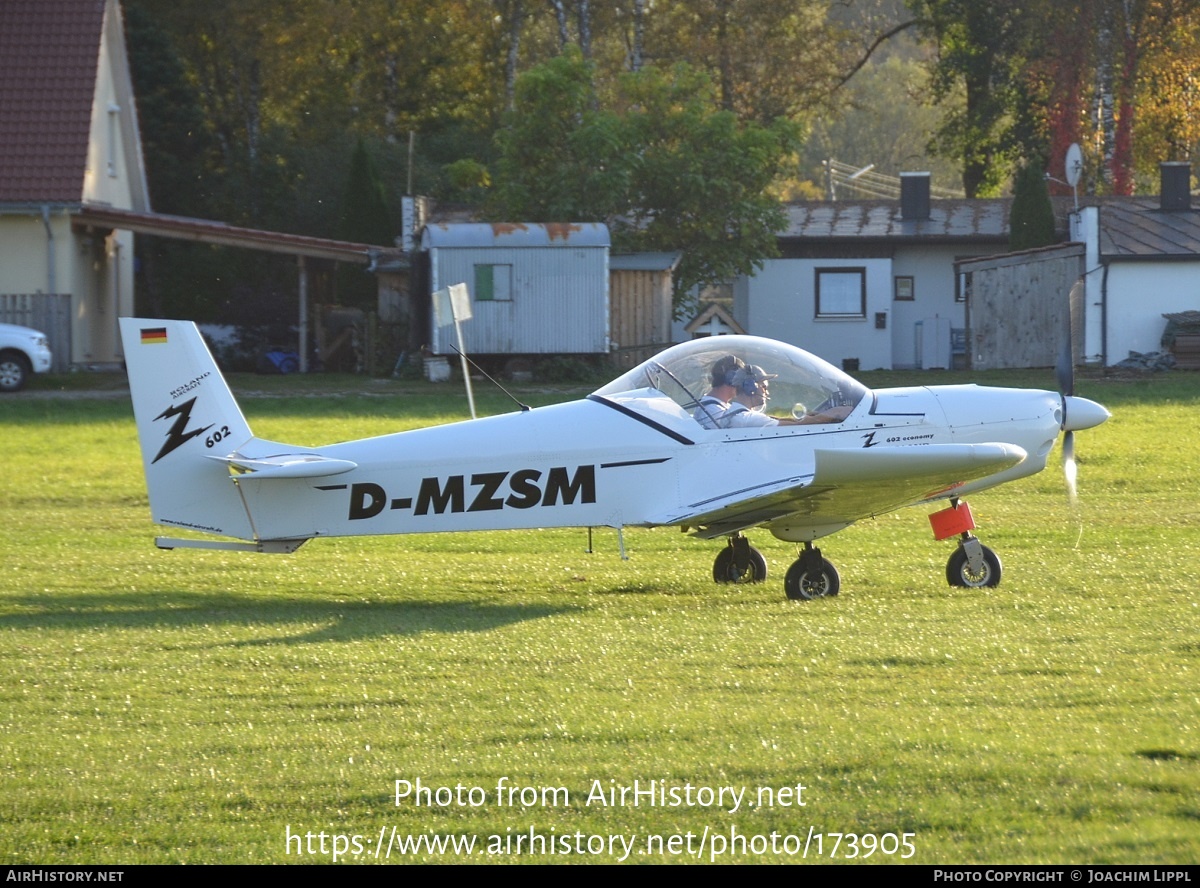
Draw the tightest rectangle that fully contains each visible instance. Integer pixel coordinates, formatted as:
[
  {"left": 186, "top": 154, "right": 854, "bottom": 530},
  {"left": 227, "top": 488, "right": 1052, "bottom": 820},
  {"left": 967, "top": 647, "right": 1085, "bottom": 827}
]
[{"left": 0, "top": 323, "right": 54, "bottom": 392}]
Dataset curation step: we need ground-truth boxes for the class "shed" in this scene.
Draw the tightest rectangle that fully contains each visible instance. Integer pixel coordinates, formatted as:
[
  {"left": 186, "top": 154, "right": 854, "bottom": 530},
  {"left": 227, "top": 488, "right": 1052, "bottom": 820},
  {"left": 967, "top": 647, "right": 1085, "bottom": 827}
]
[
  {"left": 422, "top": 222, "right": 610, "bottom": 355},
  {"left": 609, "top": 251, "right": 679, "bottom": 367}
]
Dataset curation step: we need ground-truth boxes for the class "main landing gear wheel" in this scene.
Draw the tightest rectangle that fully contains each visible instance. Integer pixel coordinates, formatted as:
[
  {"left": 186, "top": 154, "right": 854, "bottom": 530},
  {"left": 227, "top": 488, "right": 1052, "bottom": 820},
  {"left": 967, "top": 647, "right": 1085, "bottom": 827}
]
[
  {"left": 784, "top": 545, "right": 840, "bottom": 600},
  {"left": 713, "top": 535, "right": 767, "bottom": 584},
  {"left": 946, "top": 538, "right": 1002, "bottom": 588}
]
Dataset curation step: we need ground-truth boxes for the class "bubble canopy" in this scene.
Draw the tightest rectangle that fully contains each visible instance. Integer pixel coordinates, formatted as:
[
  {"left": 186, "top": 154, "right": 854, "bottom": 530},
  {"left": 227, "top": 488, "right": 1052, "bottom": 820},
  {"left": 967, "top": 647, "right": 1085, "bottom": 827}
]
[{"left": 592, "top": 335, "right": 868, "bottom": 427}]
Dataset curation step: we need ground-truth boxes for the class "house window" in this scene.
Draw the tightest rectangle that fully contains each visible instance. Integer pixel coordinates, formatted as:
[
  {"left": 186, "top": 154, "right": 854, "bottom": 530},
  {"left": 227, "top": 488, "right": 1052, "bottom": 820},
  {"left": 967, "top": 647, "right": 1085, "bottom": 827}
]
[
  {"left": 894, "top": 275, "right": 914, "bottom": 301},
  {"left": 815, "top": 268, "right": 866, "bottom": 318},
  {"left": 474, "top": 264, "right": 513, "bottom": 301},
  {"left": 107, "top": 102, "right": 121, "bottom": 178},
  {"left": 954, "top": 255, "right": 977, "bottom": 303},
  {"left": 956, "top": 270, "right": 971, "bottom": 304}
]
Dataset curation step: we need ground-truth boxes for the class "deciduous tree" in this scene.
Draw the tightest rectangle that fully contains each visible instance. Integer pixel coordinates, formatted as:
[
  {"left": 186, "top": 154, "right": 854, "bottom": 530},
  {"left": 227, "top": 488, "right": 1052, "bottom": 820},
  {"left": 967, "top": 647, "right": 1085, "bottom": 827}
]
[{"left": 489, "top": 51, "right": 800, "bottom": 309}]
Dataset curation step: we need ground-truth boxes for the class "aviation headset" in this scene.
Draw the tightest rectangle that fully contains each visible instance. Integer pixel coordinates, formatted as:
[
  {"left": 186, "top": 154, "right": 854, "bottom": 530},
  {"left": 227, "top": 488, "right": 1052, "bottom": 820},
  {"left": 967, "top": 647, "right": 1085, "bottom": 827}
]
[
  {"left": 712, "top": 355, "right": 745, "bottom": 389},
  {"left": 730, "top": 365, "right": 777, "bottom": 397}
]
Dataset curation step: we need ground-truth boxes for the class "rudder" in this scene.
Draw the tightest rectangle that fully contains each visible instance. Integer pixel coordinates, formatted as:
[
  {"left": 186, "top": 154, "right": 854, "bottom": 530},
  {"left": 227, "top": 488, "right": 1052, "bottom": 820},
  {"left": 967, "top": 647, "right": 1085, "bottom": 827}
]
[{"left": 120, "top": 318, "right": 256, "bottom": 540}]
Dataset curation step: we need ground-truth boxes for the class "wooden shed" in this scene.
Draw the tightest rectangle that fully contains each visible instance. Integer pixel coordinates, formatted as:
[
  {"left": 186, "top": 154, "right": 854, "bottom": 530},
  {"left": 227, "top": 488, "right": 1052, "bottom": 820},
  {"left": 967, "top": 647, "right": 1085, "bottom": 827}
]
[{"left": 609, "top": 252, "right": 679, "bottom": 368}]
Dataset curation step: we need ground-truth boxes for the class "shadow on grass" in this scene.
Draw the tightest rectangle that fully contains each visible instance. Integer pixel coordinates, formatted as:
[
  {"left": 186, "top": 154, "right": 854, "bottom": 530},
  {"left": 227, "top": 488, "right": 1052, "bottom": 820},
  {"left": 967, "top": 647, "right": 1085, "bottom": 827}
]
[{"left": 0, "top": 590, "right": 578, "bottom": 646}]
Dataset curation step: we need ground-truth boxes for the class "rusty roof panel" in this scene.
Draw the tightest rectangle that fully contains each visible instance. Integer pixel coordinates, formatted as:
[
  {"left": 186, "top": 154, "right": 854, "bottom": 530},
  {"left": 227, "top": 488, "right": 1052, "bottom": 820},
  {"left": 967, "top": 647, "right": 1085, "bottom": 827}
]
[{"left": 422, "top": 222, "right": 609, "bottom": 249}]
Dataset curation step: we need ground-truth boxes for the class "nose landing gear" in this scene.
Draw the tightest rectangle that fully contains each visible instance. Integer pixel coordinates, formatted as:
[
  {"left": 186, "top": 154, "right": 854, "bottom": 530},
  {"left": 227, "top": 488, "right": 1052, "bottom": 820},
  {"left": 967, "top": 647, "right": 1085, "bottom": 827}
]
[{"left": 932, "top": 500, "right": 1002, "bottom": 588}]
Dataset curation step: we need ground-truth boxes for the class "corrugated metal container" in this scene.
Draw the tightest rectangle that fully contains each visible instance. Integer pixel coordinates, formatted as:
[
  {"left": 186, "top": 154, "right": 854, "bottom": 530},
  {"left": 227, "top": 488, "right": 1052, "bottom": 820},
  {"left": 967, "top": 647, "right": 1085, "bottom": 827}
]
[{"left": 422, "top": 222, "right": 610, "bottom": 355}]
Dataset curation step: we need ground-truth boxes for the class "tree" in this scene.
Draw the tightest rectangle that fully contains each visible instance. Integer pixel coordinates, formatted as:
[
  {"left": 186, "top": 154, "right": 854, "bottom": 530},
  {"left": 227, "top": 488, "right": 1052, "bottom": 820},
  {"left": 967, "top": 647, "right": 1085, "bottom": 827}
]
[
  {"left": 338, "top": 140, "right": 394, "bottom": 245},
  {"left": 1135, "top": 19, "right": 1200, "bottom": 180},
  {"left": 489, "top": 51, "right": 801, "bottom": 310},
  {"left": 1112, "top": 0, "right": 1200, "bottom": 191},
  {"left": 802, "top": 52, "right": 962, "bottom": 195},
  {"left": 642, "top": 0, "right": 852, "bottom": 124},
  {"left": 1008, "top": 160, "right": 1057, "bottom": 251},
  {"left": 336, "top": 140, "right": 395, "bottom": 308},
  {"left": 909, "top": 0, "right": 1035, "bottom": 196},
  {"left": 489, "top": 49, "right": 630, "bottom": 222}
]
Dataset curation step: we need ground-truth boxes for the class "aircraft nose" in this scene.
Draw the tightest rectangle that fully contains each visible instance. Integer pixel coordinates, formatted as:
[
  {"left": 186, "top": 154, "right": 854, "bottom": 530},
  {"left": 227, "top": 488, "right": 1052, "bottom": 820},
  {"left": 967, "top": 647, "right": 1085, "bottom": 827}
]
[{"left": 1062, "top": 396, "right": 1110, "bottom": 432}]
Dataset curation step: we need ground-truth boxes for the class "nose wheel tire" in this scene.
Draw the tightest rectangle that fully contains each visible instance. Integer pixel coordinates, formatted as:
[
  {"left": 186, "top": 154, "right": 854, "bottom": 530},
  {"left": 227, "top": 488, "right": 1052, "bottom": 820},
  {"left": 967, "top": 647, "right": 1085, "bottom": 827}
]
[
  {"left": 946, "top": 544, "right": 1002, "bottom": 587},
  {"left": 784, "top": 556, "right": 840, "bottom": 600}
]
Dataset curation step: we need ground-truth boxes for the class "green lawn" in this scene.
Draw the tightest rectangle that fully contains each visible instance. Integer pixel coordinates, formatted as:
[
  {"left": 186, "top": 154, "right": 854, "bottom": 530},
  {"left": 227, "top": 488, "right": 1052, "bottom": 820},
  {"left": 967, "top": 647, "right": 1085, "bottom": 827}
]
[{"left": 1, "top": 369, "right": 1197, "bottom": 863}]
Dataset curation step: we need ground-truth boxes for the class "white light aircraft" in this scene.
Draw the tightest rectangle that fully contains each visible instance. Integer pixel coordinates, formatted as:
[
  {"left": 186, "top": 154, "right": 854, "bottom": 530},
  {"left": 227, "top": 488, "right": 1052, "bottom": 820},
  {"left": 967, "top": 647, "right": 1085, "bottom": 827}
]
[{"left": 119, "top": 317, "right": 1109, "bottom": 600}]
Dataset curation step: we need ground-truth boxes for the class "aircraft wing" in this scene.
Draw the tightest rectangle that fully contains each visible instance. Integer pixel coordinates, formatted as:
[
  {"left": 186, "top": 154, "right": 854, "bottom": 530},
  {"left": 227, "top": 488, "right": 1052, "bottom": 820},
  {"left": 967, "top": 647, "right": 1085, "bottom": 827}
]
[{"left": 660, "top": 443, "right": 1026, "bottom": 539}]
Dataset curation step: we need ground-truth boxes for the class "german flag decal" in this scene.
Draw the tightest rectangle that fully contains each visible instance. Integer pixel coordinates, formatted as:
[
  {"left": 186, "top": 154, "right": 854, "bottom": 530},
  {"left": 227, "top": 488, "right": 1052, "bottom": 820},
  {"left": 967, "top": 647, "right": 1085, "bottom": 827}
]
[{"left": 141, "top": 327, "right": 168, "bottom": 345}]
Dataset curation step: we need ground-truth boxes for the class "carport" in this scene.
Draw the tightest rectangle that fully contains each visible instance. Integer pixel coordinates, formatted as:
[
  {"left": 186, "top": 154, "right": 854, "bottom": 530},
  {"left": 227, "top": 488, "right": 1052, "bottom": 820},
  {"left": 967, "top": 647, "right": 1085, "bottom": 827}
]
[{"left": 74, "top": 205, "right": 383, "bottom": 372}]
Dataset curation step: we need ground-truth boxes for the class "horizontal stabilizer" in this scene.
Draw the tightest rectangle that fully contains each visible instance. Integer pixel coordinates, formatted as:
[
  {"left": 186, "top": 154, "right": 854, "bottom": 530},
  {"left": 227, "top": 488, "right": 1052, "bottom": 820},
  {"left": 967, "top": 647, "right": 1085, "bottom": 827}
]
[
  {"left": 206, "top": 452, "right": 358, "bottom": 479},
  {"left": 156, "top": 536, "right": 309, "bottom": 553}
]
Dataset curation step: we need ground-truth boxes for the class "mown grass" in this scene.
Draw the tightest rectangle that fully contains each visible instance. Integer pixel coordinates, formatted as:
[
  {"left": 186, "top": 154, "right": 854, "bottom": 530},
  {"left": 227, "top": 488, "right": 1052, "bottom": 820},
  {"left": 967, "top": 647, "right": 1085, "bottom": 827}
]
[{"left": 1, "top": 369, "right": 1197, "bottom": 864}]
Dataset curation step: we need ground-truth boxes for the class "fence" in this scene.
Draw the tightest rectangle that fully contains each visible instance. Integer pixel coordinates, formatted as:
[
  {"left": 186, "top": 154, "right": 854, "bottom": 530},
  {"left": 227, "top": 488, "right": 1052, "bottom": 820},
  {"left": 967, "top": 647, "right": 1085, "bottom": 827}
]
[{"left": 0, "top": 294, "right": 72, "bottom": 371}]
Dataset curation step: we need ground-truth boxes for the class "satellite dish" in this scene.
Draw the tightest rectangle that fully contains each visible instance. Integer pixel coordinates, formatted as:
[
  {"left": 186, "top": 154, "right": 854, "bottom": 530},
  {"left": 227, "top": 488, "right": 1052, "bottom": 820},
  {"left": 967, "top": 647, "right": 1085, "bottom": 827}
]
[{"left": 1065, "top": 143, "right": 1083, "bottom": 187}]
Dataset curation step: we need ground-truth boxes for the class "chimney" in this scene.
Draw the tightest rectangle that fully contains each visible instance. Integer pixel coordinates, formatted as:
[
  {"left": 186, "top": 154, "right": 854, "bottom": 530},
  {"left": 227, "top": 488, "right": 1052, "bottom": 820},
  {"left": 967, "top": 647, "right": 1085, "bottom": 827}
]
[
  {"left": 1160, "top": 162, "right": 1192, "bottom": 211},
  {"left": 900, "top": 172, "right": 931, "bottom": 220}
]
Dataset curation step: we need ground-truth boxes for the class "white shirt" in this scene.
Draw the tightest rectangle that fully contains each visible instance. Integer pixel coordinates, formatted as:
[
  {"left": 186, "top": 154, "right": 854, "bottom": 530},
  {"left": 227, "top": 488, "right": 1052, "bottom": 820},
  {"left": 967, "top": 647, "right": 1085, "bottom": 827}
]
[
  {"left": 693, "top": 395, "right": 730, "bottom": 429},
  {"left": 716, "top": 402, "right": 778, "bottom": 428}
]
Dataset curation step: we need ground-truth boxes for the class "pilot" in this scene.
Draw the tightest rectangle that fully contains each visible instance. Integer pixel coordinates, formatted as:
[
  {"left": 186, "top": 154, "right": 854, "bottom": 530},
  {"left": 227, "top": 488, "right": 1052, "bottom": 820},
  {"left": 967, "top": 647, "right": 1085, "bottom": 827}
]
[
  {"left": 692, "top": 354, "right": 745, "bottom": 429},
  {"left": 719, "top": 365, "right": 798, "bottom": 427},
  {"left": 718, "top": 365, "right": 855, "bottom": 428}
]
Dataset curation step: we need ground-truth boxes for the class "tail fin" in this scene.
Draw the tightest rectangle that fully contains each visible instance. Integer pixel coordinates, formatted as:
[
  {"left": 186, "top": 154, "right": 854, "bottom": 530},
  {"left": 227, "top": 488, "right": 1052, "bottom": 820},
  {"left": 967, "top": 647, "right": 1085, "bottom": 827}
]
[{"left": 120, "top": 318, "right": 257, "bottom": 541}]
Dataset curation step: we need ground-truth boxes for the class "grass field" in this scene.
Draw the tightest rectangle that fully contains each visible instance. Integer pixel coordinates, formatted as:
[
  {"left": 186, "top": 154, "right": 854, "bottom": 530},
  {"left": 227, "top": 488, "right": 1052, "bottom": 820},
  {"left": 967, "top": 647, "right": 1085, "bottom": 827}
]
[{"left": 1, "top": 368, "right": 1197, "bottom": 864}]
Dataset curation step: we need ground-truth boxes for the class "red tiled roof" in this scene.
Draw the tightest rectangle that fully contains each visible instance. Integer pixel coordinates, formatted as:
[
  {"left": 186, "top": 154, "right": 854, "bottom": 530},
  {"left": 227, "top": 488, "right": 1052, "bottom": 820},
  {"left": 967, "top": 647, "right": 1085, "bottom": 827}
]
[{"left": 0, "top": 0, "right": 107, "bottom": 203}]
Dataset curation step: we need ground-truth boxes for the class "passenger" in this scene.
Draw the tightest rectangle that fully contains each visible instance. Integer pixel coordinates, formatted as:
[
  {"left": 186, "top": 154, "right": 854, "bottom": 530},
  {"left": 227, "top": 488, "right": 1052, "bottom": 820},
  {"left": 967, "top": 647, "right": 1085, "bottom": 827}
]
[
  {"left": 719, "top": 365, "right": 799, "bottom": 427},
  {"left": 692, "top": 354, "right": 745, "bottom": 428},
  {"left": 719, "top": 365, "right": 855, "bottom": 427}
]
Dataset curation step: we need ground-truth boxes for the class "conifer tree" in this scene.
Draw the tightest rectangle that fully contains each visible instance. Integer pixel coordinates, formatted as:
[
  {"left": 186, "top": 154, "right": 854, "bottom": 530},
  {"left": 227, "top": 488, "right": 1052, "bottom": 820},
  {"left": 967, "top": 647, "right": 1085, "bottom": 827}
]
[{"left": 1008, "top": 160, "right": 1057, "bottom": 251}]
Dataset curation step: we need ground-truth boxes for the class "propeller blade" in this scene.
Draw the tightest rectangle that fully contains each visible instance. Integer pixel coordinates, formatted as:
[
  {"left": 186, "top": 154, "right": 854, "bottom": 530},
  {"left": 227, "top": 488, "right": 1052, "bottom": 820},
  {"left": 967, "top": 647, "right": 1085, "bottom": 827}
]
[
  {"left": 1062, "top": 429, "right": 1078, "bottom": 506},
  {"left": 1056, "top": 279, "right": 1084, "bottom": 397}
]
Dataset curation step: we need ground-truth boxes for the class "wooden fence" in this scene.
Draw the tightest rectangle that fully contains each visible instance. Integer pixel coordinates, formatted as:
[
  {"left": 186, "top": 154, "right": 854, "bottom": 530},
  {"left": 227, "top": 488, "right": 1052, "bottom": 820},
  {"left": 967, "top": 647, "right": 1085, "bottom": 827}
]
[{"left": 957, "top": 244, "right": 1085, "bottom": 371}]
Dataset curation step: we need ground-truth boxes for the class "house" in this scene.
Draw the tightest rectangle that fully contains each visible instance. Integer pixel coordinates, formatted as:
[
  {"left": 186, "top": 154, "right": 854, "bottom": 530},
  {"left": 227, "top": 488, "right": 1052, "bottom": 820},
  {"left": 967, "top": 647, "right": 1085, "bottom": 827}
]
[
  {"left": 732, "top": 174, "right": 1044, "bottom": 371},
  {"left": 1, "top": 0, "right": 384, "bottom": 374},
  {"left": 1071, "top": 162, "right": 1200, "bottom": 366},
  {"left": 0, "top": 0, "right": 147, "bottom": 368}
]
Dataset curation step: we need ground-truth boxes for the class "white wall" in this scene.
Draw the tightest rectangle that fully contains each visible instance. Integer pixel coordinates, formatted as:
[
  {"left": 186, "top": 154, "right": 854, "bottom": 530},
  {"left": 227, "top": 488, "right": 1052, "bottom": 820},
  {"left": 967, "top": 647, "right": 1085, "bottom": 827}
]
[
  {"left": 735, "top": 258, "right": 893, "bottom": 369},
  {"left": 1074, "top": 206, "right": 1200, "bottom": 364},
  {"left": 1071, "top": 207, "right": 1104, "bottom": 364},
  {"left": 890, "top": 245, "right": 973, "bottom": 368},
  {"left": 0, "top": 216, "right": 57, "bottom": 294},
  {"left": 1105, "top": 261, "right": 1200, "bottom": 361},
  {"left": 430, "top": 246, "right": 610, "bottom": 354}
]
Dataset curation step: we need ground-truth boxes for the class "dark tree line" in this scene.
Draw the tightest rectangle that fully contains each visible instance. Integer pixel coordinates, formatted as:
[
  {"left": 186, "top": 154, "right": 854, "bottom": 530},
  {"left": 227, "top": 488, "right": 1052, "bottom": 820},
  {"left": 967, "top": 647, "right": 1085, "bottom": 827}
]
[{"left": 122, "top": 0, "right": 1200, "bottom": 321}]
